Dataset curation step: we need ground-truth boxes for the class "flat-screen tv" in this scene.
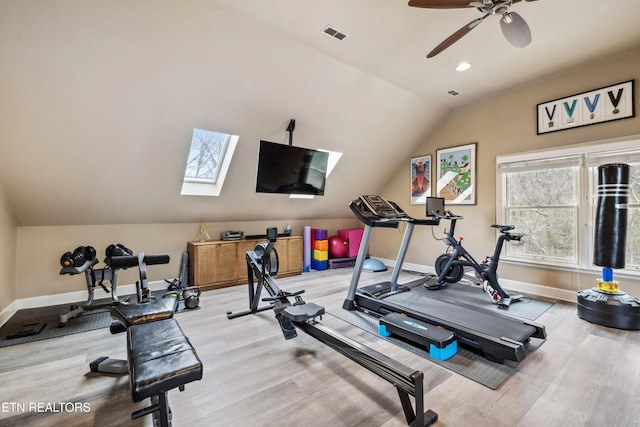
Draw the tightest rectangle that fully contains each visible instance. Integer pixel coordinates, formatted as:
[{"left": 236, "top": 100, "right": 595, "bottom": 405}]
[{"left": 255, "top": 140, "right": 329, "bottom": 196}]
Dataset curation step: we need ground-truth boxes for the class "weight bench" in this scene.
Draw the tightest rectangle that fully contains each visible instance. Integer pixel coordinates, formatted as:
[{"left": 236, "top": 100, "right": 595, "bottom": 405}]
[
  {"left": 126, "top": 317, "right": 202, "bottom": 426},
  {"left": 108, "top": 288, "right": 203, "bottom": 426}
]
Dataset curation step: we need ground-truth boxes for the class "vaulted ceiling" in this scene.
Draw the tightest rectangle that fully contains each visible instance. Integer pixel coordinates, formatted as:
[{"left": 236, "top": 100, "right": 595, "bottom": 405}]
[{"left": 1, "top": 0, "right": 639, "bottom": 226}]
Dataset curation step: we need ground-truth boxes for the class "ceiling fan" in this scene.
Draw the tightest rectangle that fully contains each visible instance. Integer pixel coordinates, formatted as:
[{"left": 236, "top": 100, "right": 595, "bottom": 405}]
[{"left": 408, "top": 0, "right": 538, "bottom": 58}]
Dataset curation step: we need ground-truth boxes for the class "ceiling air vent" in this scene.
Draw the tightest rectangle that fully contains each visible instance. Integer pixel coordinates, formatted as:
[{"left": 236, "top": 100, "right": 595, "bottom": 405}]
[
  {"left": 447, "top": 89, "right": 461, "bottom": 97},
  {"left": 323, "top": 25, "right": 348, "bottom": 41}
]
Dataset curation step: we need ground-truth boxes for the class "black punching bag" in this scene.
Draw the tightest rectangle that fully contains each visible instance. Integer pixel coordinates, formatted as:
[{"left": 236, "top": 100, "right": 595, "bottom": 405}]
[
  {"left": 578, "top": 162, "right": 639, "bottom": 330},
  {"left": 593, "top": 163, "right": 629, "bottom": 269}
]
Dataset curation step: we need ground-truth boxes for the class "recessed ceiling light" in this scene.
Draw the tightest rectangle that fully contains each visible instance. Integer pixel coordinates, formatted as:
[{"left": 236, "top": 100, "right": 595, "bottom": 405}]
[{"left": 455, "top": 62, "right": 472, "bottom": 72}]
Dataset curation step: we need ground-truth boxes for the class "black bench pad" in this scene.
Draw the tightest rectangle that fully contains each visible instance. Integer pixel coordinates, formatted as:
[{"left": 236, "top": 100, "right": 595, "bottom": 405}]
[
  {"left": 127, "top": 318, "right": 203, "bottom": 402},
  {"left": 112, "top": 298, "right": 175, "bottom": 328}
]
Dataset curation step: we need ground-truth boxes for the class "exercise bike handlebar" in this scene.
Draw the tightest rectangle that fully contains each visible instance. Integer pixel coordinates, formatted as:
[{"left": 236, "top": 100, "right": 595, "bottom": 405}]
[
  {"left": 432, "top": 213, "right": 522, "bottom": 237},
  {"left": 432, "top": 210, "right": 463, "bottom": 221}
]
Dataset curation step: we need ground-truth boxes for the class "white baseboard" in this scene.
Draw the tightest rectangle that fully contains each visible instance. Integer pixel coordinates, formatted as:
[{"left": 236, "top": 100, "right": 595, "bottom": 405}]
[
  {"left": 0, "top": 304, "right": 16, "bottom": 329},
  {"left": 0, "top": 280, "right": 169, "bottom": 328},
  {"left": 1, "top": 259, "right": 579, "bottom": 329},
  {"left": 379, "top": 258, "right": 578, "bottom": 304}
]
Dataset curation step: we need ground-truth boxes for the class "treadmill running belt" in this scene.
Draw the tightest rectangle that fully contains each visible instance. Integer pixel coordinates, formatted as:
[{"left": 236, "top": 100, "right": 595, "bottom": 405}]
[{"left": 383, "top": 291, "right": 535, "bottom": 342}]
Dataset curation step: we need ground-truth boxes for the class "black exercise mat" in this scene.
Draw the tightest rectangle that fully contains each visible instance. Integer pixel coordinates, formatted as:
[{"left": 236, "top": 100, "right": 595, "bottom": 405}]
[
  {"left": 0, "top": 305, "right": 113, "bottom": 348},
  {"left": 330, "top": 309, "right": 544, "bottom": 390},
  {"left": 0, "top": 290, "right": 167, "bottom": 348}
]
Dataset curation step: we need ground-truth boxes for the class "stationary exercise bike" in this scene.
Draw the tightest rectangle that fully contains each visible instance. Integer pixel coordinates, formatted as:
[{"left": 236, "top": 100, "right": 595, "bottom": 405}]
[{"left": 425, "top": 197, "right": 524, "bottom": 309}]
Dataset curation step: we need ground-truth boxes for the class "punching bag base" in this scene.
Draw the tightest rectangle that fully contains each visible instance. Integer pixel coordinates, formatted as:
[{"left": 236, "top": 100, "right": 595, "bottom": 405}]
[{"left": 577, "top": 288, "right": 640, "bottom": 330}]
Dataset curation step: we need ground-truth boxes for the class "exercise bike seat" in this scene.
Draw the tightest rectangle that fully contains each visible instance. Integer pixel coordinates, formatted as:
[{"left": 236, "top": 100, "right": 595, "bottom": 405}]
[{"left": 491, "top": 224, "right": 515, "bottom": 232}]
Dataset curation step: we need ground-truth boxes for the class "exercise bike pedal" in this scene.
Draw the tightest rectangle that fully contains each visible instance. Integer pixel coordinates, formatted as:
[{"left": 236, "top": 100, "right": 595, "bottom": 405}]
[
  {"left": 498, "top": 294, "right": 525, "bottom": 309},
  {"left": 424, "top": 282, "right": 445, "bottom": 291}
]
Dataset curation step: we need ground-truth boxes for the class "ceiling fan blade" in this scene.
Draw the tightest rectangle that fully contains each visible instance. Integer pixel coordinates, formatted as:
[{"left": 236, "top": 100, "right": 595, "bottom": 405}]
[
  {"left": 427, "top": 13, "right": 490, "bottom": 58},
  {"left": 408, "top": 0, "right": 474, "bottom": 9},
  {"left": 500, "top": 12, "right": 531, "bottom": 48}
]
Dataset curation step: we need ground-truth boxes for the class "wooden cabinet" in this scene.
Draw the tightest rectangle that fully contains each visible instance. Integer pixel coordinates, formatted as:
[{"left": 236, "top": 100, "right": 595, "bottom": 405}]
[
  {"left": 275, "top": 237, "right": 303, "bottom": 275},
  {"left": 187, "top": 236, "right": 303, "bottom": 291}
]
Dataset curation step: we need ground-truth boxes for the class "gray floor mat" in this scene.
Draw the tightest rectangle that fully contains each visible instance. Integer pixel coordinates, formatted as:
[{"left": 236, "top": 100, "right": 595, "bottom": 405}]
[{"left": 330, "top": 309, "right": 544, "bottom": 390}]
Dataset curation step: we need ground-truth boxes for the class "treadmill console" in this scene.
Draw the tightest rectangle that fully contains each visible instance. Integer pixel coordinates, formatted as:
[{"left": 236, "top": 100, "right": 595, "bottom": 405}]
[
  {"left": 359, "top": 195, "right": 403, "bottom": 218},
  {"left": 349, "top": 195, "right": 406, "bottom": 228},
  {"left": 350, "top": 195, "right": 441, "bottom": 228}
]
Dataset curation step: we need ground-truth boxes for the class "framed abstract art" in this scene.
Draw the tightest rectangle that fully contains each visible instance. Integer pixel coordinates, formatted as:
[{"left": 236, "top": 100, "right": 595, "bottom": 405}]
[
  {"left": 436, "top": 143, "right": 476, "bottom": 205},
  {"left": 410, "top": 155, "right": 431, "bottom": 204}
]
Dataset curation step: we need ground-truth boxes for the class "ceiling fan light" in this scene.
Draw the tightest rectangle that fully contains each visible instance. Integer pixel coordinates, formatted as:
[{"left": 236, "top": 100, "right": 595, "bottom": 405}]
[
  {"left": 455, "top": 62, "right": 472, "bottom": 71},
  {"left": 500, "top": 11, "right": 532, "bottom": 48}
]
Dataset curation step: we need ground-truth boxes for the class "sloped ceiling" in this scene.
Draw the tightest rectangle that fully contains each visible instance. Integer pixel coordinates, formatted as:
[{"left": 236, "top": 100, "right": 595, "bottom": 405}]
[{"left": 1, "top": 0, "right": 639, "bottom": 226}]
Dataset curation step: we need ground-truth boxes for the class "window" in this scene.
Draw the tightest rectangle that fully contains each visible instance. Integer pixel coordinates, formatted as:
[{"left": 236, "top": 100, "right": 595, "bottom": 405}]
[
  {"left": 497, "top": 136, "right": 640, "bottom": 275},
  {"left": 500, "top": 157, "right": 580, "bottom": 265},
  {"left": 181, "top": 128, "right": 238, "bottom": 196}
]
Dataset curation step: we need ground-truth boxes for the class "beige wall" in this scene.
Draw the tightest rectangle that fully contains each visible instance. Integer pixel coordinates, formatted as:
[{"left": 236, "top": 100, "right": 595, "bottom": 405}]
[
  {"left": 8, "top": 46, "right": 640, "bottom": 305},
  {"left": 0, "top": 182, "right": 17, "bottom": 312},
  {"left": 374, "top": 47, "right": 640, "bottom": 296},
  {"left": 16, "top": 218, "right": 358, "bottom": 299}
]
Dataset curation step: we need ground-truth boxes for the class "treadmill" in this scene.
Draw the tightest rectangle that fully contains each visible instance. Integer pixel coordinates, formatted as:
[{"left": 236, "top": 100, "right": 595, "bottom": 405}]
[{"left": 342, "top": 195, "right": 546, "bottom": 363}]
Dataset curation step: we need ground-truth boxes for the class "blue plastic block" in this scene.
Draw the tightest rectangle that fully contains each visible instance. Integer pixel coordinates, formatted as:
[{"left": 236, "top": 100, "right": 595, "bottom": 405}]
[
  {"left": 311, "top": 259, "right": 328, "bottom": 271},
  {"left": 378, "top": 324, "right": 392, "bottom": 337},
  {"left": 429, "top": 340, "right": 457, "bottom": 361}
]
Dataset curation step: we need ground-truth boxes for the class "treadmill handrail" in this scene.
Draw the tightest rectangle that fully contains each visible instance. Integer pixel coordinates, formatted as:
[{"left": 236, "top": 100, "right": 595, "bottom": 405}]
[
  {"left": 432, "top": 210, "right": 463, "bottom": 221},
  {"left": 349, "top": 198, "right": 439, "bottom": 228}
]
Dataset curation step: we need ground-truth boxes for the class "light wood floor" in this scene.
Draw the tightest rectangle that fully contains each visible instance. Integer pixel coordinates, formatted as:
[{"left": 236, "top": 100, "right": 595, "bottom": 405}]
[{"left": 1, "top": 267, "right": 640, "bottom": 427}]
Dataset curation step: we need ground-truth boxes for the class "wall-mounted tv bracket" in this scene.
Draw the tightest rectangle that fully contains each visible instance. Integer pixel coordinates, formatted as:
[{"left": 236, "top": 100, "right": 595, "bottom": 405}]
[{"left": 286, "top": 118, "right": 295, "bottom": 146}]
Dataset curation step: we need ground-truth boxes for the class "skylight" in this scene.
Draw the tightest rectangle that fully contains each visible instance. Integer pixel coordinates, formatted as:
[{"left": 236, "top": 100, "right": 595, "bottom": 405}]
[{"left": 181, "top": 128, "right": 238, "bottom": 196}]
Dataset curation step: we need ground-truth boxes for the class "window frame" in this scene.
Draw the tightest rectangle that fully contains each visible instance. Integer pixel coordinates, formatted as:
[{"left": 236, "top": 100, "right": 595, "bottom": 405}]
[
  {"left": 181, "top": 128, "right": 238, "bottom": 197},
  {"left": 496, "top": 134, "right": 640, "bottom": 277}
]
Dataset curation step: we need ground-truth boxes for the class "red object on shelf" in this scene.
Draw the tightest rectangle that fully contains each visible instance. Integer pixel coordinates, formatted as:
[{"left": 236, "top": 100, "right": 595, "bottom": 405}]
[{"left": 328, "top": 235, "right": 349, "bottom": 258}]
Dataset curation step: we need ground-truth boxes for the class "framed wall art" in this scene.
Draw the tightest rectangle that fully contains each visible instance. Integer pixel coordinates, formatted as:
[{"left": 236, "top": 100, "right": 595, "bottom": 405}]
[
  {"left": 410, "top": 155, "right": 431, "bottom": 204},
  {"left": 436, "top": 143, "right": 476, "bottom": 205},
  {"left": 536, "top": 80, "right": 635, "bottom": 134}
]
